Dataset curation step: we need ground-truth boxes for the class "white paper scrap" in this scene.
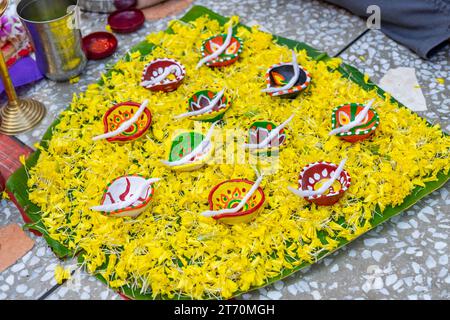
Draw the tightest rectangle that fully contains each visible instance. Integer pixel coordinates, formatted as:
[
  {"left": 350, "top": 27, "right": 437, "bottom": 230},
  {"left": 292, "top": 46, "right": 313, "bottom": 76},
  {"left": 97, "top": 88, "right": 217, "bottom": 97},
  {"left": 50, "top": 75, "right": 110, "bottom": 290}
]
[{"left": 378, "top": 67, "right": 427, "bottom": 111}]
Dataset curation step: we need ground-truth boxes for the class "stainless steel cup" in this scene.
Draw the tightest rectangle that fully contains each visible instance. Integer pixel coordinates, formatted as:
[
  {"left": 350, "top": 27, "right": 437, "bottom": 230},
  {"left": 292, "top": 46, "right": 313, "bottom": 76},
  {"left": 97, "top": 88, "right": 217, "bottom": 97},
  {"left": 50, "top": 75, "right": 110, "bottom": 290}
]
[{"left": 16, "top": 0, "right": 87, "bottom": 81}]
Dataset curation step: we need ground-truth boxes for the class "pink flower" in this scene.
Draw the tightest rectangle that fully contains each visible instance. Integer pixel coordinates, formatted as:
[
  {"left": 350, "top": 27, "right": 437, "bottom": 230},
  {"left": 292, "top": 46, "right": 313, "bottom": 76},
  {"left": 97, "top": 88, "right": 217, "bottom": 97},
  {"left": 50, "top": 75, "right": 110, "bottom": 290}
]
[{"left": 0, "top": 16, "right": 12, "bottom": 40}]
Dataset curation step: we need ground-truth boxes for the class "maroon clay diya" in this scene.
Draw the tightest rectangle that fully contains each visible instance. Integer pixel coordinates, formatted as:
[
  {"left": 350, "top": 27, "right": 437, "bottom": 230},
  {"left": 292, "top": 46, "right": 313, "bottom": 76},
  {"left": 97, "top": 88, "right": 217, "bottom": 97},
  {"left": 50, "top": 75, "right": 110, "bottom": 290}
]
[
  {"left": 289, "top": 159, "right": 351, "bottom": 206},
  {"left": 263, "top": 50, "right": 311, "bottom": 98},
  {"left": 92, "top": 100, "right": 152, "bottom": 143},
  {"left": 141, "top": 58, "right": 186, "bottom": 92},
  {"left": 197, "top": 23, "right": 243, "bottom": 68},
  {"left": 90, "top": 175, "right": 160, "bottom": 218},
  {"left": 107, "top": 8, "right": 145, "bottom": 33},
  {"left": 82, "top": 32, "right": 118, "bottom": 60},
  {"left": 330, "top": 99, "right": 379, "bottom": 143},
  {"left": 202, "top": 176, "right": 265, "bottom": 224}
]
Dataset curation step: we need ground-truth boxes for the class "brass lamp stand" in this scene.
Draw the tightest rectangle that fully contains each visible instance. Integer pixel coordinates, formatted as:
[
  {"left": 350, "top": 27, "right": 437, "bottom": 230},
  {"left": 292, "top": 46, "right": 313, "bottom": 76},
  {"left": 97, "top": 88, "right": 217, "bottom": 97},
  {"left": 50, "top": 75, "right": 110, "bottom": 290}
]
[{"left": 0, "top": 0, "right": 45, "bottom": 135}]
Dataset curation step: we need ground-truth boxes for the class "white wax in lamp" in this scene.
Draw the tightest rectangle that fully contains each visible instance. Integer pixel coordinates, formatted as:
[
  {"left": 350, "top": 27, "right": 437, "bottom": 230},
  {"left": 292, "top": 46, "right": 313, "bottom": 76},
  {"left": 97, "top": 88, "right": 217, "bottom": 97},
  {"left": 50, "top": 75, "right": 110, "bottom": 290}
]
[{"left": 174, "top": 89, "right": 225, "bottom": 119}]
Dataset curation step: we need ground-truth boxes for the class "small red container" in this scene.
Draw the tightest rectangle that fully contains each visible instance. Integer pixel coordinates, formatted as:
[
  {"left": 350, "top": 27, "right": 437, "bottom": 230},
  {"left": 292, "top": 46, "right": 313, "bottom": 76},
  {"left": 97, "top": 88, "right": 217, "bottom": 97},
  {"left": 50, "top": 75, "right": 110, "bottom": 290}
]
[
  {"left": 82, "top": 32, "right": 118, "bottom": 60},
  {"left": 108, "top": 8, "right": 145, "bottom": 34}
]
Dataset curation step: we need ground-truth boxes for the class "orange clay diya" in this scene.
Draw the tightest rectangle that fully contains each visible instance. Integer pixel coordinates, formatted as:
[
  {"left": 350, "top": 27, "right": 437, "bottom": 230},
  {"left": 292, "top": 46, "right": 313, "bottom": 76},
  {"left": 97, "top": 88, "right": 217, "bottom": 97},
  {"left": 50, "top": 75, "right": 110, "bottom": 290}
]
[
  {"left": 90, "top": 175, "right": 160, "bottom": 218},
  {"left": 141, "top": 58, "right": 186, "bottom": 92},
  {"left": 263, "top": 50, "right": 311, "bottom": 98},
  {"left": 289, "top": 159, "right": 351, "bottom": 206},
  {"left": 92, "top": 100, "right": 152, "bottom": 143},
  {"left": 175, "top": 89, "right": 231, "bottom": 122},
  {"left": 197, "top": 23, "right": 243, "bottom": 68},
  {"left": 330, "top": 99, "right": 379, "bottom": 142},
  {"left": 203, "top": 177, "right": 265, "bottom": 224}
]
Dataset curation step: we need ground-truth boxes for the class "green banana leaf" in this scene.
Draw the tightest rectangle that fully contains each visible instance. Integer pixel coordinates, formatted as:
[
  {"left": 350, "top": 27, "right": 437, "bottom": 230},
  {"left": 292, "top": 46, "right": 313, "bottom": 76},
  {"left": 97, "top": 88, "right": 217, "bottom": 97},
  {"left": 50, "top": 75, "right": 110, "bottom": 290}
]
[{"left": 6, "top": 5, "right": 449, "bottom": 299}]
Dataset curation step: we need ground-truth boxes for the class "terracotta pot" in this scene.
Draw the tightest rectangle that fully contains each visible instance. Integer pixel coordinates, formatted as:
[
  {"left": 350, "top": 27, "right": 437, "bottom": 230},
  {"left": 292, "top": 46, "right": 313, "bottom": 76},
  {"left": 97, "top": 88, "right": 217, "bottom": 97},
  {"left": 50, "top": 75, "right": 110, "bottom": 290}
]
[
  {"left": 296, "top": 161, "right": 351, "bottom": 206},
  {"left": 331, "top": 103, "right": 380, "bottom": 142}
]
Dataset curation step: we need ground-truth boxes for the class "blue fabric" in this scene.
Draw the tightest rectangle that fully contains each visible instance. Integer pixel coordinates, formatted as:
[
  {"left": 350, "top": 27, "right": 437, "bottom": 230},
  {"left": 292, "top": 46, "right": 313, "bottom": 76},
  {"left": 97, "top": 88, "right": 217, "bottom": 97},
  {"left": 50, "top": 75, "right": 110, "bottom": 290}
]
[
  {"left": 325, "top": 0, "right": 450, "bottom": 58},
  {"left": 0, "top": 56, "right": 43, "bottom": 96}
]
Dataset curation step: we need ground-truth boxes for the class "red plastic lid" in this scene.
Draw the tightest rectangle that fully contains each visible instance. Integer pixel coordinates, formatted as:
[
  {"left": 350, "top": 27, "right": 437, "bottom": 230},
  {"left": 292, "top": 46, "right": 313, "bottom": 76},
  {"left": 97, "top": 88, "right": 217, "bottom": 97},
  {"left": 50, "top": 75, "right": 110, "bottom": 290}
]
[
  {"left": 108, "top": 8, "right": 145, "bottom": 34},
  {"left": 82, "top": 32, "right": 118, "bottom": 60}
]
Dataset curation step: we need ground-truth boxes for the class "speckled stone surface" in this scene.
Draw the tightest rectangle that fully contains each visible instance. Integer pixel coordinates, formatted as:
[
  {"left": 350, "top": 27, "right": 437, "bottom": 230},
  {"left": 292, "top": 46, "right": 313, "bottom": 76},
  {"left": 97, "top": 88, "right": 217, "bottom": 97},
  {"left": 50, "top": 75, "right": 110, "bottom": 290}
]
[{"left": 1, "top": 0, "right": 448, "bottom": 300}]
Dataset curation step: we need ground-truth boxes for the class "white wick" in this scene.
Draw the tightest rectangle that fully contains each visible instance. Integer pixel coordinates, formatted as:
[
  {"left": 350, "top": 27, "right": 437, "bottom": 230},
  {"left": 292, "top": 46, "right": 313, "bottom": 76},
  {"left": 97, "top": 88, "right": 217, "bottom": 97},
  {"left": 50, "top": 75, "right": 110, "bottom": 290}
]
[
  {"left": 162, "top": 122, "right": 218, "bottom": 167},
  {"left": 289, "top": 158, "right": 347, "bottom": 198},
  {"left": 329, "top": 99, "right": 375, "bottom": 136},
  {"left": 141, "top": 65, "right": 178, "bottom": 87},
  {"left": 244, "top": 114, "right": 294, "bottom": 149},
  {"left": 90, "top": 178, "right": 161, "bottom": 212},
  {"left": 196, "top": 24, "right": 233, "bottom": 69},
  {"left": 201, "top": 174, "right": 264, "bottom": 217},
  {"left": 92, "top": 100, "right": 149, "bottom": 141},
  {"left": 262, "top": 50, "right": 300, "bottom": 93},
  {"left": 174, "top": 89, "right": 225, "bottom": 119}
]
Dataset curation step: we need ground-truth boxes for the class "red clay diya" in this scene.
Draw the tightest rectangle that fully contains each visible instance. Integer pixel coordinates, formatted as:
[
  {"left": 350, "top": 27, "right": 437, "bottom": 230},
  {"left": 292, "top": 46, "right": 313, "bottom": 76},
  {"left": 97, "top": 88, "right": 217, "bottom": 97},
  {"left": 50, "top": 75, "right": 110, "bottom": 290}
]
[
  {"left": 331, "top": 103, "right": 380, "bottom": 143},
  {"left": 102, "top": 101, "right": 152, "bottom": 143},
  {"left": 108, "top": 8, "right": 145, "bottom": 33},
  {"left": 207, "top": 179, "right": 265, "bottom": 224},
  {"left": 97, "top": 175, "right": 156, "bottom": 218},
  {"left": 141, "top": 58, "right": 186, "bottom": 92},
  {"left": 82, "top": 32, "right": 118, "bottom": 60},
  {"left": 295, "top": 161, "right": 351, "bottom": 206},
  {"left": 184, "top": 90, "right": 231, "bottom": 122},
  {"left": 199, "top": 29, "right": 243, "bottom": 68}
]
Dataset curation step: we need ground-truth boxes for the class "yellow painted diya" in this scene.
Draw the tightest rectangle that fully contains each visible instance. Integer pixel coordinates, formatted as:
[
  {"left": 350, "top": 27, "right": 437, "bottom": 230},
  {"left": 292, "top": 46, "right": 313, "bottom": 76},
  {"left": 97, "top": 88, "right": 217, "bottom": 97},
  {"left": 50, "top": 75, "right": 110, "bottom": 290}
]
[{"left": 208, "top": 179, "right": 265, "bottom": 224}]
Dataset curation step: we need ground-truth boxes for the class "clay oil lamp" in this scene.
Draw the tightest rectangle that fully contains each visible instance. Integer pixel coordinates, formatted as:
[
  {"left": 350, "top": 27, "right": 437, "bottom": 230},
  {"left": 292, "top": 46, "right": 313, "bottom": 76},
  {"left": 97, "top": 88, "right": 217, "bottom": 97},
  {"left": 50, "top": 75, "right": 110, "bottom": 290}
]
[
  {"left": 262, "top": 50, "right": 311, "bottom": 98},
  {"left": 202, "top": 175, "right": 265, "bottom": 224},
  {"left": 161, "top": 122, "right": 217, "bottom": 172},
  {"left": 90, "top": 175, "right": 160, "bottom": 218},
  {"left": 243, "top": 114, "right": 294, "bottom": 156},
  {"left": 174, "top": 89, "right": 231, "bottom": 122},
  {"left": 329, "top": 99, "right": 379, "bottom": 143},
  {"left": 289, "top": 159, "right": 351, "bottom": 206},
  {"left": 92, "top": 100, "right": 152, "bottom": 143},
  {"left": 141, "top": 58, "right": 186, "bottom": 92},
  {"left": 197, "top": 23, "right": 243, "bottom": 68}
]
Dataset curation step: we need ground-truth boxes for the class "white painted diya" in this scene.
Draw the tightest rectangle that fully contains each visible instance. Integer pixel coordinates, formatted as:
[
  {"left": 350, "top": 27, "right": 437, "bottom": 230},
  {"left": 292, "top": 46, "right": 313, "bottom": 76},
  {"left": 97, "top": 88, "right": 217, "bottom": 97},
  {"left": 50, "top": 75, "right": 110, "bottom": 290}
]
[{"left": 92, "top": 175, "right": 158, "bottom": 217}]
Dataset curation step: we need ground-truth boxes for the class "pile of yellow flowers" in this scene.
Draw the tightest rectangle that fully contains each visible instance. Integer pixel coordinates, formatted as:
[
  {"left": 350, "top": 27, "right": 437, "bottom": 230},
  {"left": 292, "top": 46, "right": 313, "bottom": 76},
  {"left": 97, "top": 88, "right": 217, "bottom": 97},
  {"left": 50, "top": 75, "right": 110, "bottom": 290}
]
[{"left": 27, "top": 15, "right": 449, "bottom": 299}]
